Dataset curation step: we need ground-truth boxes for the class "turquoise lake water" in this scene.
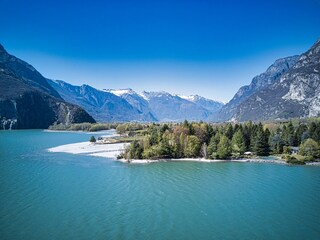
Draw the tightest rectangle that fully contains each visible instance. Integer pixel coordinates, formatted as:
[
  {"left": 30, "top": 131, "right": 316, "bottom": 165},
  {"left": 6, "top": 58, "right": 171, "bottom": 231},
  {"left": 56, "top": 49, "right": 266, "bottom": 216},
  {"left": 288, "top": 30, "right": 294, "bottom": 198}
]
[{"left": 0, "top": 130, "right": 320, "bottom": 240}]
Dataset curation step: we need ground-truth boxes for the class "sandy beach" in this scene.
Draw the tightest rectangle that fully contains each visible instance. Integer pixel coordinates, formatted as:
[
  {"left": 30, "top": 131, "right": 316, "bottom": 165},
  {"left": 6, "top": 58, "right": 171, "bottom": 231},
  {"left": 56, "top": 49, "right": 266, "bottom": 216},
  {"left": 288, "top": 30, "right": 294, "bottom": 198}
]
[
  {"left": 48, "top": 141, "right": 319, "bottom": 166},
  {"left": 48, "top": 141, "right": 129, "bottom": 159}
]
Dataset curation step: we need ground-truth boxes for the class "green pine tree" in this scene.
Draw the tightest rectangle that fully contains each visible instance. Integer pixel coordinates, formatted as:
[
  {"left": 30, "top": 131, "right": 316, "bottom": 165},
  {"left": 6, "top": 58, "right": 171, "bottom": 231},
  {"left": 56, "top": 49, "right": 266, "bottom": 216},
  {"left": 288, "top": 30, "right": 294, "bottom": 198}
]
[
  {"left": 253, "top": 124, "right": 269, "bottom": 156},
  {"left": 231, "top": 129, "right": 246, "bottom": 157},
  {"left": 89, "top": 136, "right": 96, "bottom": 143},
  {"left": 217, "top": 135, "right": 232, "bottom": 159},
  {"left": 185, "top": 135, "right": 201, "bottom": 157},
  {"left": 207, "top": 133, "right": 219, "bottom": 159}
]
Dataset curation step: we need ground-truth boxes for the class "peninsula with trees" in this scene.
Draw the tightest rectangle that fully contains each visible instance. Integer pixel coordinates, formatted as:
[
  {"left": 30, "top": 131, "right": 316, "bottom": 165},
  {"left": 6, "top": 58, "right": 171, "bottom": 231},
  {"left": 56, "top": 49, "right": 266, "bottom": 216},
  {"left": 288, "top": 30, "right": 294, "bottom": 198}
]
[{"left": 115, "top": 119, "right": 320, "bottom": 164}]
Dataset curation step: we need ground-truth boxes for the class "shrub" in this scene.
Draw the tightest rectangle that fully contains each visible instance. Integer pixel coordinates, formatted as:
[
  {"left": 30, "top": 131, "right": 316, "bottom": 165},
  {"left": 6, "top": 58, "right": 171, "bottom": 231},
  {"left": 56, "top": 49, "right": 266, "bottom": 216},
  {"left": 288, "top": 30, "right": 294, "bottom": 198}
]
[
  {"left": 285, "top": 157, "right": 305, "bottom": 165},
  {"left": 299, "top": 138, "right": 320, "bottom": 158},
  {"left": 89, "top": 124, "right": 111, "bottom": 132}
]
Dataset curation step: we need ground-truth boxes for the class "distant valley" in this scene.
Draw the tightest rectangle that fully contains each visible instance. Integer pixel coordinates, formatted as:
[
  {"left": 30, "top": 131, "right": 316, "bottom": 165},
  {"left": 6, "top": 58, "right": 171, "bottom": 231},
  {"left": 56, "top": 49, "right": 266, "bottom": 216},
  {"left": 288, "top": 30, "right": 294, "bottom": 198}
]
[
  {"left": 48, "top": 80, "right": 224, "bottom": 122},
  {"left": 1, "top": 38, "right": 320, "bottom": 129}
]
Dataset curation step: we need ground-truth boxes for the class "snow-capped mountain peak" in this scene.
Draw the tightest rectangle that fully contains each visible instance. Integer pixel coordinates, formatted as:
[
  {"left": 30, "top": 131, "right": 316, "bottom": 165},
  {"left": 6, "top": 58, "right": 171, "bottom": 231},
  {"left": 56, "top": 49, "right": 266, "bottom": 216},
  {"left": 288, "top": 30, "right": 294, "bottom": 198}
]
[
  {"left": 140, "top": 91, "right": 173, "bottom": 100},
  {"left": 178, "top": 94, "right": 199, "bottom": 101},
  {"left": 178, "top": 94, "right": 224, "bottom": 104},
  {"left": 103, "top": 88, "right": 136, "bottom": 96},
  {"left": 139, "top": 91, "right": 150, "bottom": 100}
]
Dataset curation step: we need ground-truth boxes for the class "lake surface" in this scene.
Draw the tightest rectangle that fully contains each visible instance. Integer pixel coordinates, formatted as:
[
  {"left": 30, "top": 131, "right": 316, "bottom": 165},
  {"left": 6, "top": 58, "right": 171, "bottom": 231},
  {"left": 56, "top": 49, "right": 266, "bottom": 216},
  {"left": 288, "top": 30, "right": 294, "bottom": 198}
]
[{"left": 1, "top": 130, "right": 320, "bottom": 240}]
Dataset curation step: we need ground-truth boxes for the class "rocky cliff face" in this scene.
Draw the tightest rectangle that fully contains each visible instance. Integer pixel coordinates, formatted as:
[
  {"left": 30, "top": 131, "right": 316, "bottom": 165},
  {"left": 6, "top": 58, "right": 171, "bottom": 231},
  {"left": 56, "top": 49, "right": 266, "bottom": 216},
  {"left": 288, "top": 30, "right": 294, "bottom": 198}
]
[
  {"left": 231, "top": 39, "right": 320, "bottom": 121},
  {"left": 0, "top": 44, "right": 95, "bottom": 129},
  {"left": 0, "top": 44, "right": 61, "bottom": 99},
  {"left": 218, "top": 55, "right": 299, "bottom": 121}
]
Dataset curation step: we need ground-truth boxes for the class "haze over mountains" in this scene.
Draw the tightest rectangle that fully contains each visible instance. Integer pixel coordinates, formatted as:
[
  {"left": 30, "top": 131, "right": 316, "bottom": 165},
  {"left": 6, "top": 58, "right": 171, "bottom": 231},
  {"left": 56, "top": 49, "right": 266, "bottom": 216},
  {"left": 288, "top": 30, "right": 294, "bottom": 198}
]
[
  {"left": 49, "top": 81, "right": 224, "bottom": 122},
  {"left": 47, "top": 81, "right": 157, "bottom": 122},
  {"left": 1, "top": 39, "right": 320, "bottom": 129}
]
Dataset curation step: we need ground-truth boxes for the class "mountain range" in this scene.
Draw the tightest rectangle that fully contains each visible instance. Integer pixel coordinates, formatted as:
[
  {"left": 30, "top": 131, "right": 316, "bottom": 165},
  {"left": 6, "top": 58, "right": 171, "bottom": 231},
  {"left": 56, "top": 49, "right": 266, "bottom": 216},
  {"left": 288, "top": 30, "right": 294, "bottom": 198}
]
[
  {"left": 0, "top": 44, "right": 95, "bottom": 129},
  {"left": 48, "top": 81, "right": 224, "bottom": 122},
  {"left": 218, "top": 38, "right": 320, "bottom": 121},
  {"left": 1, "top": 38, "right": 319, "bottom": 129}
]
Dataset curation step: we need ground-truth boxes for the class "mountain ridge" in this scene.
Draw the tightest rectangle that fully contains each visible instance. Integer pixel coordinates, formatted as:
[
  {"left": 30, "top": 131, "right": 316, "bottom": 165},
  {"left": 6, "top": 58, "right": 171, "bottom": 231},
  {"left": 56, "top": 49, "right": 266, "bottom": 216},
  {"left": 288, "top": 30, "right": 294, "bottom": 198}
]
[
  {"left": 1, "top": 38, "right": 319, "bottom": 127},
  {"left": 48, "top": 80, "right": 157, "bottom": 122},
  {"left": 217, "top": 55, "right": 300, "bottom": 121},
  {"left": 0, "top": 45, "right": 95, "bottom": 129},
  {"left": 229, "top": 38, "right": 320, "bottom": 121},
  {"left": 51, "top": 82, "right": 224, "bottom": 122}
]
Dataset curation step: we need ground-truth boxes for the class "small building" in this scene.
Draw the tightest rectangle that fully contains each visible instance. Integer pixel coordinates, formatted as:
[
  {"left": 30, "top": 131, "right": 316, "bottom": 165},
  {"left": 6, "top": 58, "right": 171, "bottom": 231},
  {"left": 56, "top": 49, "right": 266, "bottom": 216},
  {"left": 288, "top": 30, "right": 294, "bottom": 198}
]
[
  {"left": 244, "top": 151, "right": 253, "bottom": 156},
  {"left": 290, "top": 147, "right": 299, "bottom": 154}
]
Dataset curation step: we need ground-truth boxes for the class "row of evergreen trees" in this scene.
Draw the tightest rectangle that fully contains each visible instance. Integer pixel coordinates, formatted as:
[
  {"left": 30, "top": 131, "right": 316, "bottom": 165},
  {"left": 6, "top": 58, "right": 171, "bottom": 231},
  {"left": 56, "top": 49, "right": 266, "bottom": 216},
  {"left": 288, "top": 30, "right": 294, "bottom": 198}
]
[{"left": 120, "top": 120, "right": 320, "bottom": 160}]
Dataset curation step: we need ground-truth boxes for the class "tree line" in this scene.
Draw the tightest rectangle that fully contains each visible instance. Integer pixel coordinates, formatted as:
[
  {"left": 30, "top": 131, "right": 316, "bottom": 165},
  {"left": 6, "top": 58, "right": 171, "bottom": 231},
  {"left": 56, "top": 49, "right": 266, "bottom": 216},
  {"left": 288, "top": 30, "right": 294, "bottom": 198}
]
[{"left": 119, "top": 119, "right": 320, "bottom": 161}]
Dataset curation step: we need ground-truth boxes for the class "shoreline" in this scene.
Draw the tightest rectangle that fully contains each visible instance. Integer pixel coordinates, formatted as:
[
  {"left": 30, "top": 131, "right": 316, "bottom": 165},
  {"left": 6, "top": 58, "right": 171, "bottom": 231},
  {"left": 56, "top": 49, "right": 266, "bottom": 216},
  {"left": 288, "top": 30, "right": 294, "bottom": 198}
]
[
  {"left": 48, "top": 141, "right": 320, "bottom": 166},
  {"left": 118, "top": 158, "right": 287, "bottom": 165},
  {"left": 48, "top": 141, "right": 129, "bottom": 159},
  {"left": 44, "top": 129, "right": 119, "bottom": 136}
]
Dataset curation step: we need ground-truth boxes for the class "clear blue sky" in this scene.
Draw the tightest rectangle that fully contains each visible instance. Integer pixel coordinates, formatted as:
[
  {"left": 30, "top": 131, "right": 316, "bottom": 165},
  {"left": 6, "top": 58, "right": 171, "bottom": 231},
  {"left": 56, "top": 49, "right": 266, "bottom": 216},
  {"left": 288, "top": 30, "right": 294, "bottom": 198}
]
[{"left": 1, "top": 0, "right": 320, "bottom": 102}]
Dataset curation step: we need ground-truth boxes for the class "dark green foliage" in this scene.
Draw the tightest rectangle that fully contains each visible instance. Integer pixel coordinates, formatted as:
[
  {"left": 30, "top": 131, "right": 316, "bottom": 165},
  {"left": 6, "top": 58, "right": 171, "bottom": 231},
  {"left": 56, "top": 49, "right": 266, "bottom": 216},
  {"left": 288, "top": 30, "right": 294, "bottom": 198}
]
[
  {"left": 49, "top": 122, "right": 117, "bottom": 131},
  {"left": 296, "top": 124, "right": 308, "bottom": 144},
  {"left": 252, "top": 124, "right": 269, "bottom": 156},
  {"left": 128, "top": 140, "right": 143, "bottom": 159},
  {"left": 158, "top": 138, "right": 173, "bottom": 158},
  {"left": 207, "top": 134, "right": 219, "bottom": 159},
  {"left": 224, "top": 123, "right": 234, "bottom": 140},
  {"left": 299, "top": 138, "right": 320, "bottom": 159},
  {"left": 194, "top": 123, "right": 211, "bottom": 143},
  {"left": 116, "top": 123, "right": 144, "bottom": 135},
  {"left": 284, "top": 155, "right": 306, "bottom": 165},
  {"left": 310, "top": 123, "right": 320, "bottom": 142},
  {"left": 301, "top": 131, "right": 310, "bottom": 142},
  {"left": 217, "top": 135, "right": 232, "bottom": 159},
  {"left": 122, "top": 119, "right": 320, "bottom": 160},
  {"left": 282, "top": 121, "right": 297, "bottom": 146},
  {"left": 242, "top": 124, "right": 252, "bottom": 151},
  {"left": 283, "top": 146, "right": 291, "bottom": 154},
  {"left": 185, "top": 135, "right": 201, "bottom": 157},
  {"left": 89, "top": 136, "right": 96, "bottom": 142},
  {"left": 270, "top": 133, "right": 284, "bottom": 154},
  {"left": 173, "top": 138, "right": 183, "bottom": 158},
  {"left": 231, "top": 129, "right": 246, "bottom": 157},
  {"left": 149, "top": 128, "right": 159, "bottom": 146},
  {"left": 160, "top": 124, "right": 170, "bottom": 134}
]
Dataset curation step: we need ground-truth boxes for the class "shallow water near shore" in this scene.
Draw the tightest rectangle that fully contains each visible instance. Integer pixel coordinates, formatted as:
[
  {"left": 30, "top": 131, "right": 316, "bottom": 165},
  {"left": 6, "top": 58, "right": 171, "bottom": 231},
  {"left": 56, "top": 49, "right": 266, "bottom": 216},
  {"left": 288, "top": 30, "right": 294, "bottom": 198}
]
[{"left": 1, "top": 130, "right": 320, "bottom": 240}]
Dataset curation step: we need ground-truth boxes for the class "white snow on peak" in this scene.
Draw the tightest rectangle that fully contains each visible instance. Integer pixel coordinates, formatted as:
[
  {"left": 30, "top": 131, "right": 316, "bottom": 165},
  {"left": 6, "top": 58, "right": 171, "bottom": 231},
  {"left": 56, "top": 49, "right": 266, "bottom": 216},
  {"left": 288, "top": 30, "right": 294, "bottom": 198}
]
[
  {"left": 179, "top": 95, "right": 198, "bottom": 101},
  {"left": 178, "top": 94, "right": 224, "bottom": 104},
  {"left": 139, "top": 92, "right": 150, "bottom": 100},
  {"left": 103, "top": 88, "right": 134, "bottom": 96},
  {"left": 103, "top": 88, "right": 224, "bottom": 104},
  {"left": 141, "top": 91, "right": 171, "bottom": 99}
]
